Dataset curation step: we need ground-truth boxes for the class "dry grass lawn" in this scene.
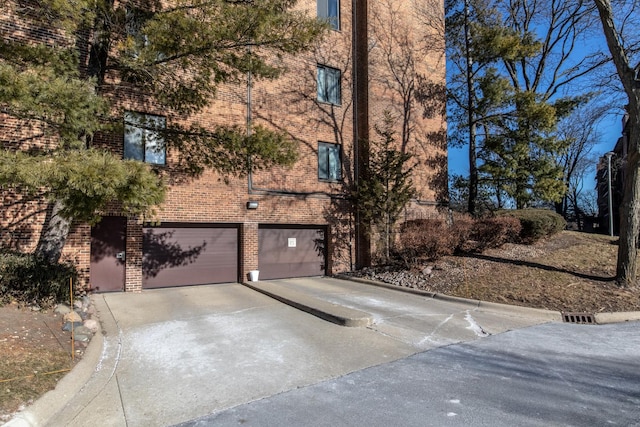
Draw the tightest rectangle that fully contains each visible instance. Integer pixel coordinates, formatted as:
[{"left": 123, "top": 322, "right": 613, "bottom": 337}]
[
  {"left": 0, "top": 305, "right": 77, "bottom": 422},
  {"left": 399, "top": 231, "right": 640, "bottom": 313}
]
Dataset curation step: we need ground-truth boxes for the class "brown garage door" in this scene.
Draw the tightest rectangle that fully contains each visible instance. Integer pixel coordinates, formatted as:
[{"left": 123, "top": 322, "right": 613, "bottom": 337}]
[
  {"left": 142, "top": 224, "right": 238, "bottom": 288},
  {"left": 258, "top": 226, "right": 326, "bottom": 280}
]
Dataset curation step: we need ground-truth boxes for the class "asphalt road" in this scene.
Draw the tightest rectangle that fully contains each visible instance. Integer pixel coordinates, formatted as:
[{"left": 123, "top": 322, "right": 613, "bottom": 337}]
[{"left": 177, "top": 321, "right": 640, "bottom": 427}]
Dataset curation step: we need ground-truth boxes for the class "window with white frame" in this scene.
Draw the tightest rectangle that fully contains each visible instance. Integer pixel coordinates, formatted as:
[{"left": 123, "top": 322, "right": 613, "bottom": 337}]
[
  {"left": 317, "top": 0, "right": 339, "bottom": 30},
  {"left": 318, "top": 142, "right": 342, "bottom": 181},
  {"left": 124, "top": 111, "right": 166, "bottom": 165},
  {"left": 317, "top": 64, "right": 341, "bottom": 105}
]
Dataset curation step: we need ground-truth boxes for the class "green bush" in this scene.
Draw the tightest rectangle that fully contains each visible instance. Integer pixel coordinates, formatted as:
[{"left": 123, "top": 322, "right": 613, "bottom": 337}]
[
  {"left": 498, "top": 209, "right": 566, "bottom": 243},
  {"left": 0, "top": 252, "right": 78, "bottom": 307}
]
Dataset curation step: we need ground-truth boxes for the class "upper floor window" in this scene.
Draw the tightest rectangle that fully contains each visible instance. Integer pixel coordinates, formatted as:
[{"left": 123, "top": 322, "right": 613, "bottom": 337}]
[
  {"left": 125, "top": 8, "right": 152, "bottom": 58},
  {"left": 317, "top": 0, "right": 339, "bottom": 30},
  {"left": 318, "top": 142, "right": 342, "bottom": 181},
  {"left": 317, "top": 65, "right": 341, "bottom": 105},
  {"left": 124, "top": 111, "right": 166, "bottom": 165}
]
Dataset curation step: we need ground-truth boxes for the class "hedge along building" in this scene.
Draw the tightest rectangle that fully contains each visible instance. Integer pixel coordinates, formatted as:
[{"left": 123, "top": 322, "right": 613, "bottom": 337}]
[{"left": 0, "top": 0, "right": 447, "bottom": 292}]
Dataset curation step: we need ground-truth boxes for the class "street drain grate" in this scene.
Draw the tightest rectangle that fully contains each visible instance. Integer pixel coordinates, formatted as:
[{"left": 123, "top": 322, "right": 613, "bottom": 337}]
[{"left": 562, "top": 312, "right": 596, "bottom": 324}]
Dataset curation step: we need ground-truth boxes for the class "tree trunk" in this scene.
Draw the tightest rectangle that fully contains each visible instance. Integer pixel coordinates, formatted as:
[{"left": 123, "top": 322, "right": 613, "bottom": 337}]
[
  {"left": 35, "top": 200, "right": 71, "bottom": 263},
  {"left": 616, "top": 146, "right": 640, "bottom": 286},
  {"left": 33, "top": 4, "right": 110, "bottom": 264},
  {"left": 464, "top": 0, "right": 477, "bottom": 216},
  {"left": 593, "top": 0, "right": 640, "bottom": 287}
]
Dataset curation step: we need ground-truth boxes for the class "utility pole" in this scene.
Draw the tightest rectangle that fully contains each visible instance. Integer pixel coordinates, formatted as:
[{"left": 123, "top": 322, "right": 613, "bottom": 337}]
[{"left": 606, "top": 151, "right": 615, "bottom": 237}]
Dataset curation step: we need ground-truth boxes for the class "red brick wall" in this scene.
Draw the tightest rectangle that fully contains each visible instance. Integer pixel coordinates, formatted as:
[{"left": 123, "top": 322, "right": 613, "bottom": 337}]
[{"left": 1, "top": 0, "right": 447, "bottom": 291}]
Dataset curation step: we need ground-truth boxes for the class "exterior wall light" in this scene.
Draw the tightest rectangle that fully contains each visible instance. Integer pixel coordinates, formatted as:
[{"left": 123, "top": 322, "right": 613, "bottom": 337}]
[{"left": 246, "top": 201, "right": 259, "bottom": 210}]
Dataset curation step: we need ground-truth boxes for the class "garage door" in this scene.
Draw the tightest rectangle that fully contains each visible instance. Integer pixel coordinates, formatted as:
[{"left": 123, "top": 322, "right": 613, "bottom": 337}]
[
  {"left": 142, "top": 224, "right": 238, "bottom": 288},
  {"left": 258, "top": 226, "right": 326, "bottom": 280}
]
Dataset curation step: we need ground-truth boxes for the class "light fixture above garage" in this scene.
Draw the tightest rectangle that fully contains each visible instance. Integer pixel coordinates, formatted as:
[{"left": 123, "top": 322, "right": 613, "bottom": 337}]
[{"left": 246, "top": 201, "right": 259, "bottom": 210}]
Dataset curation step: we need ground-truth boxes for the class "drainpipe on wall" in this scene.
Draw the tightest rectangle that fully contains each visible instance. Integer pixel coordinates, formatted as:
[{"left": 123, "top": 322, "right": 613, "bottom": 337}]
[{"left": 353, "top": 0, "right": 371, "bottom": 269}]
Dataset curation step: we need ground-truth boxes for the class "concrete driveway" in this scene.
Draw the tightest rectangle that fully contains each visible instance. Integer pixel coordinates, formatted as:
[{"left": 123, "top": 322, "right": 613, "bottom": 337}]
[
  {"left": 182, "top": 320, "right": 640, "bottom": 427},
  {"left": 8, "top": 277, "right": 603, "bottom": 427}
]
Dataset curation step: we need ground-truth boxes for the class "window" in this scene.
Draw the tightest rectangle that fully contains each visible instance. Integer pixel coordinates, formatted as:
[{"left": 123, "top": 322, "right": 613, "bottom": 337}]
[
  {"left": 317, "top": 0, "right": 339, "bottom": 30},
  {"left": 125, "top": 8, "right": 152, "bottom": 58},
  {"left": 124, "top": 111, "right": 166, "bottom": 165},
  {"left": 318, "top": 142, "right": 342, "bottom": 181},
  {"left": 317, "top": 65, "right": 341, "bottom": 105}
]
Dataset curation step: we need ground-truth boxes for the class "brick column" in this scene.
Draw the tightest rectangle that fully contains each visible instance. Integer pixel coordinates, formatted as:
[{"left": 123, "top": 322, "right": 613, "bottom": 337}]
[
  {"left": 125, "top": 218, "right": 143, "bottom": 292},
  {"left": 241, "top": 222, "right": 259, "bottom": 282},
  {"left": 62, "top": 223, "right": 91, "bottom": 292},
  {"left": 354, "top": 0, "right": 372, "bottom": 269}
]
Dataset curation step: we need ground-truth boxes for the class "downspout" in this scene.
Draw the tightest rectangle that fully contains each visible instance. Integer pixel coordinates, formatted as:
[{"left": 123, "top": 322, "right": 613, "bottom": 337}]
[
  {"left": 353, "top": 0, "right": 371, "bottom": 269},
  {"left": 247, "top": 60, "right": 253, "bottom": 191}
]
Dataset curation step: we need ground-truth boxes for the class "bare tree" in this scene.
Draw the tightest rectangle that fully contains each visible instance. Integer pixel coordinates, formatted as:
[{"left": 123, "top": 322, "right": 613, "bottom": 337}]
[
  {"left": 593, "top": 0, "right": 640, "bottom": 287},
  {"left": 555, "top": 102, "right": 606, "bottom": 222}
]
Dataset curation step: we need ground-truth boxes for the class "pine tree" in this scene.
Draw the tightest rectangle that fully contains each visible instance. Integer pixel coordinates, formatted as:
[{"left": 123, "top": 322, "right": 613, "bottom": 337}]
[
  {"left": 0, "top": 0, "right": 327, "bottom": 261},
  {"left": 447, "top": 0, "right": 605, "bottom": 211},
  {"left": 354, "top": 113, "right": 416, "bottom": 262}
]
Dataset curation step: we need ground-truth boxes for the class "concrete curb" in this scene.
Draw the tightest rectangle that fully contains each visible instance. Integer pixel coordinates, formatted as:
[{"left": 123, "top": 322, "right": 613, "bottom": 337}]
[
  {"left": 244, "top": 281, "right": 373, "bottom": 327},
  {"left": 335, "top": 274, "right": 640, "bottom": 324},
  {"left": 4, "top": 301, "right": 105, "bottom": 427},
  {"left": 46, "top": 295, "right": 124, "bottom": 427},
  {"left": 594, "top": 311, "right": 640, "bottom": 324}
]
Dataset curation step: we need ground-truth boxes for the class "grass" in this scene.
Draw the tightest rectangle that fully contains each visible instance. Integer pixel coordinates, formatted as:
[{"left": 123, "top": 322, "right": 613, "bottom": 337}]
[{"left": 439, "top": 231, "right": 639, "bottom": 312}]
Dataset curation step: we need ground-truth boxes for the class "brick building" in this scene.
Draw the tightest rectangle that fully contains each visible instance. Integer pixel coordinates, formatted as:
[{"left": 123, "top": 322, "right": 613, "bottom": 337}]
[
  {"left": 1, "top": 0, "right": 447, "bottom": 292},
  {"left": 596, "top": 110, "right": 629, "bottom": 236}
]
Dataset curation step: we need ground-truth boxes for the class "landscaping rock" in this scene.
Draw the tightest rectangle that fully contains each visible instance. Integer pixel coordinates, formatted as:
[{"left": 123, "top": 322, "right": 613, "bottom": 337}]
[
  {"left": 84, "top": 319, "right": 99, "bottom": 333},
  {"left": 72, "top": 325, "right": 92, "bottom": 336},
  {"left": 63, "top": 311, "right": 82, "bottom": 323},
  {"left": 71, "top": 321, "right": 95, "bottom": 343},
  {"left": 73, "top": 333, "right": 91, "bottom": 342},
  {"left": 54, "top": 304, "right": 71, "bottom": 315},
  {"left": 62, "top": 321, "right": 84, "bottom": 331}
]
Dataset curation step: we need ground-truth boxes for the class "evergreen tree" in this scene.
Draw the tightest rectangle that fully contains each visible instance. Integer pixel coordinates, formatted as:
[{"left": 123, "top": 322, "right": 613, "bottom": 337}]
[
  {"left": 0, "top": 0, "right": 327, "bottom": 261},
  {"left": 354, "top": 113, "right": 416, "bottom": 262},
  {"left": 447, "top": 0, "right": 606, "bottom": 211}
]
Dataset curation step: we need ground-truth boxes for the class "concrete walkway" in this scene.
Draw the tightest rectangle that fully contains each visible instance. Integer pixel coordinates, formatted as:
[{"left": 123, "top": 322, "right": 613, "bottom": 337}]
[{"left": 5, "top": 278, "right": 580, "bottom": 427}]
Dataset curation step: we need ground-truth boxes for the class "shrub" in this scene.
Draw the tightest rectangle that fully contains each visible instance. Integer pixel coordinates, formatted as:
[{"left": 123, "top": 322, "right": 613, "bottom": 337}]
[
  {"left": 398, "top": 218, "right": 457, "bottom": 262},
  {"left": 395, "top": 211, "right": 542, "bottom": 266},
  {"left": 498, "top": 209, "right": 566, "bottom": 243},
  {"left": 0, "top": 252, "right": 78, "bottom": 307},
  {"left": 450, "top": 214, "right": 475, "bottom": 252},
  {"left": 471, "top": 216, "right": 522, "bottom": 250}
]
